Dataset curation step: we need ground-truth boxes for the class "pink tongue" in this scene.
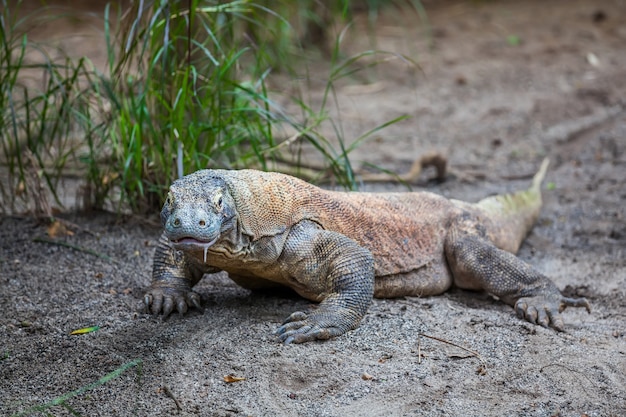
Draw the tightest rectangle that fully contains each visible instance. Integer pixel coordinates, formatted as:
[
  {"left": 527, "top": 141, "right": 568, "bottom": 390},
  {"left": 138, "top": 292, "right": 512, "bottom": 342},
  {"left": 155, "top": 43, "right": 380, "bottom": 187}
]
[
  {"left": 174, "top": 236, "right": 219, "bottom": 263},
  {"left": 176, "top": 237, "right": 205, "bottom": 244}
]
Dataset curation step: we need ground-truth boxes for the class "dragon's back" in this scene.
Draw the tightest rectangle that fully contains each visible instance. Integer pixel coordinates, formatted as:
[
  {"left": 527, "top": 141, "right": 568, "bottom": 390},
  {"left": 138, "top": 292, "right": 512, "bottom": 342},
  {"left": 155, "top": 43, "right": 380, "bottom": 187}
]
[{"left": 218, "top": 169, "right": 454, "bottom": 276}]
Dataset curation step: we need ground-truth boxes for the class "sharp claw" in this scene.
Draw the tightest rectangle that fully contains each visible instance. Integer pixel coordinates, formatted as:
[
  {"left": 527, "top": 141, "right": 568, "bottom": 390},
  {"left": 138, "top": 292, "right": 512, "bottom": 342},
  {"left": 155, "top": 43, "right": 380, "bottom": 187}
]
[
  {"left": 176, "top": 298, "right": 188, "bottom": 315},
  {"left": 277, "top": 328, "right": 291, "bottom": 341},
  {"left": 276, "top": 312, "right": 309, "bottom": 335},
  {"left": 311, "top": 328, "right": 331, "bottom": 340},
  {"left": 144, "top": 294, "right": 152, "bottom": 312},
  {"left": 515, "top": 301, "right": 527, "bottom": 319},
  {"left": 276, "top": 321, "right": 312, "bottom": 340},
  {"left": 275, "top": 321, "right": 304, "bottom": 336},
  {"left": 162, "top": 297, "right": 174, "bottom": 319},
  {"left": 552, "top": 318, "right": 565, "bottom": 332},
  {"left": 280, "top": 329, "right": 309, "bottom": 345},
  {"left": 282, "top": 311, "right": 307, "bottom": 325},
  {"left": 526, "top": 306, "right": 539, "bottom": 324},
  {"left": 151, "top": 294, "right": 163, "bottom": 315},
  {"left": 545, "top": 308, "right": 556, "bottom": 327},
  {"left": 537, "top": 309, "right": 550, "bottom": 328},
  {"left": 561, "top": 297, "right": 591, "bottom": 313},
  {"left": 549, "top": 309, "right": 565, "bottom": 332},
  {"left": 189, "top": 294, "right": 203, "bottom": 312}
]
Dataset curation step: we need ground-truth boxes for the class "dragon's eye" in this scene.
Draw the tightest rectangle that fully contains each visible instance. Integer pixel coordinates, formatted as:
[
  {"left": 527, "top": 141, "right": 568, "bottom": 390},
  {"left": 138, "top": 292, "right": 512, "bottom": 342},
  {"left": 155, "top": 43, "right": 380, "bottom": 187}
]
[{"left": 213, "top": 193, "right": 223, "bottom": 210}]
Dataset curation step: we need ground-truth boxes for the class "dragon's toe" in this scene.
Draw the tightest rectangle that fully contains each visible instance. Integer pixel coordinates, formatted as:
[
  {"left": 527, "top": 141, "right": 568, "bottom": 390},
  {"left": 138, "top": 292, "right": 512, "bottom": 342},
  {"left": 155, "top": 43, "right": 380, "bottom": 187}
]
[
  {"left": 514, "top": 294, "right": 590, "bottom": 331},
  {"left": 275, "top": 310, "right": 351, "bottom": 344},
  {"left": 143, "top": 287, "right": 202, "bottom": 318}
]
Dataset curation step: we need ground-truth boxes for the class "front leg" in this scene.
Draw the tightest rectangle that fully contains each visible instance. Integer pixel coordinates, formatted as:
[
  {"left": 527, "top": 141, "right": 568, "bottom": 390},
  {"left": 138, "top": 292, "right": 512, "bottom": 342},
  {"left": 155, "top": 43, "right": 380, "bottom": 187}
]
[
  {"left": 275, "top": 221, "right": 375, "bottom": 344},
  {"left": 146, "top": 233, "right": 215, "bottom": 317},
  {"left": 445, "top": 233, "right": 590, "bottom": 330}
]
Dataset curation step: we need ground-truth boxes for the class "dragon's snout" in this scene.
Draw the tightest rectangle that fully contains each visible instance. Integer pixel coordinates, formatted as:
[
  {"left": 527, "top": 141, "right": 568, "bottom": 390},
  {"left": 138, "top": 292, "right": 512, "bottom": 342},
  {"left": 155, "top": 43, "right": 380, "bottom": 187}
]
[
  {"left": 170, "top": 215, "right": 210, "bottom": 229},
  {"left": 164, "top": 208, "right": 221, "bottom": 244}
]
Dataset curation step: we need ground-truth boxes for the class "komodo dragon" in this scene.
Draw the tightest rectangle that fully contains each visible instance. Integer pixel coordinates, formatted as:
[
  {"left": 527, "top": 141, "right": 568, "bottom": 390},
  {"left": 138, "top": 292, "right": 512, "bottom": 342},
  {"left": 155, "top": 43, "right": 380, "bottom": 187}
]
[{"left": 145, "top": 159, "right": 590, "bottom": 344}]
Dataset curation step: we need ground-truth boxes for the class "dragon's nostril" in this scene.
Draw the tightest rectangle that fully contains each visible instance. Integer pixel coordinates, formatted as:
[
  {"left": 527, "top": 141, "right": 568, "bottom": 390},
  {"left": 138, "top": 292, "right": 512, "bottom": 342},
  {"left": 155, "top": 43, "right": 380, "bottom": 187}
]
[{"left": 199, "top": 220, "right": 206, "bottom": 226}]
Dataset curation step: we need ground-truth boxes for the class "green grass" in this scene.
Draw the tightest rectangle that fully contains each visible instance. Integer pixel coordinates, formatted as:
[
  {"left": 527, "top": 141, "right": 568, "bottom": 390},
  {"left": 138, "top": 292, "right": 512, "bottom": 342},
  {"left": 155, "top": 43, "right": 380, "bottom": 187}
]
[
  {"left": 0, "top": 1, "right": 102, "bottom": 214},
  {"left": 1, "top": 0, "right": 423, "bottom": 215}
]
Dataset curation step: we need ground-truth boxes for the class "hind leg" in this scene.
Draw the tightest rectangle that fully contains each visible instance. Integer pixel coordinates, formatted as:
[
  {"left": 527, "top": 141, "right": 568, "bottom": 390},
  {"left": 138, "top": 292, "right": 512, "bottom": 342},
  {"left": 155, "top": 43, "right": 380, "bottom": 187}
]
[{"left": 445, "top": 224, "right": 590, "bottom": 330}]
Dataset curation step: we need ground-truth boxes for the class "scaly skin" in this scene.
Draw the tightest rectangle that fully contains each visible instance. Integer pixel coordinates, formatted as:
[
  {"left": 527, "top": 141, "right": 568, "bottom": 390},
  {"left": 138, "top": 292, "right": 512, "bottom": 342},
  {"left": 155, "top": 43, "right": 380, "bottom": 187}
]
[{"left": 145, "top": 159, "right": 590, "bottom": 343}]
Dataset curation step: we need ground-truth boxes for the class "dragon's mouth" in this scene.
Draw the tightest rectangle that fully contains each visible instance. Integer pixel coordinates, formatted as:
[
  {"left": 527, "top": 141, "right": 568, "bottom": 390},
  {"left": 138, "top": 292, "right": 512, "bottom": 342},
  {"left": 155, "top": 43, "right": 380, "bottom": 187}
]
[{"left": 170, "top": 236, "right": 219, "bottom": 263}]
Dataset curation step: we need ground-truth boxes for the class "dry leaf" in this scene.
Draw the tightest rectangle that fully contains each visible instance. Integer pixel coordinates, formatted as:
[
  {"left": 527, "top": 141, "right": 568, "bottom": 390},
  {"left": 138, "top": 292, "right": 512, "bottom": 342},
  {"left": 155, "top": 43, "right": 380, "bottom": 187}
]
[
  {"left": 102, "top": 172, "right": 119, "bottom": 186},
  {"left": 361, "top": 372, "right": 374, "bottom": 381},
  {"left": 223, "top": 374, "right": 246, "bottom": 383},
  {"left": 16, "top": 180, "right": 25, "bottom": 196},
  {"left": 47, "top": 220, "right": 73, "bottom": 238},
  {"left": 586, "top": 52, "right": 600, "bottom": 67},
  {"left": 378, "top": 353, "right": 392, "bottom": 363}
]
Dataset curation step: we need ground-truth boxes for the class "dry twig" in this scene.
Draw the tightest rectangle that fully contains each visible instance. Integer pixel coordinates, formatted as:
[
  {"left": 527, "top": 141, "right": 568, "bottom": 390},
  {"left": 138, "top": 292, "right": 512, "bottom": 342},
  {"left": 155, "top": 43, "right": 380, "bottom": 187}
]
[{"left": 162, "top": 384, "right": 183, "bottom": 411}]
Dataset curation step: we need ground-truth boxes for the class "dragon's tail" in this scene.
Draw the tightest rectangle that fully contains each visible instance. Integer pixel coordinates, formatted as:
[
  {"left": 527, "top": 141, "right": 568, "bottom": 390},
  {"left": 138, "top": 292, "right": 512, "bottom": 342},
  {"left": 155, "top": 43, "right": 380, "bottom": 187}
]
[{"left": 475, "top": 158, "right": 550, "bottom": 253}]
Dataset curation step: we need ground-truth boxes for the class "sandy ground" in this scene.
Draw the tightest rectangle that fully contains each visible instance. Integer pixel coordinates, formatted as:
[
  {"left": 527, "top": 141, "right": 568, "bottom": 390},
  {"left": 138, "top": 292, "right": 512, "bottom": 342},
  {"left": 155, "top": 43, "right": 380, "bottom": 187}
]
[{"left": 1, "top": 1, "right": 625, "bottom": 416}]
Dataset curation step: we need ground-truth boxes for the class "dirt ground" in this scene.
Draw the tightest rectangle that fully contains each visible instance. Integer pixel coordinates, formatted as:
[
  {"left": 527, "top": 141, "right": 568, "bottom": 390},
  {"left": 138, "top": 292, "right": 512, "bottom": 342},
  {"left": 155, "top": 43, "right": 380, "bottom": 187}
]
[{"left": 1, "top": 1, "right": 625, "bottom": 416}]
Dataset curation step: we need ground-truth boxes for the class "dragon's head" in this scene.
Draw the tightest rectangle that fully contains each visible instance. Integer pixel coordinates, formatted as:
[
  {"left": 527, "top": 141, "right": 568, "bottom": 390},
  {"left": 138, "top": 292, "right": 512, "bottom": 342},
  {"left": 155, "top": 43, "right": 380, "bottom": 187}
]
[{"left": 161, "top": 171, "right": 235, "bottom": 258}]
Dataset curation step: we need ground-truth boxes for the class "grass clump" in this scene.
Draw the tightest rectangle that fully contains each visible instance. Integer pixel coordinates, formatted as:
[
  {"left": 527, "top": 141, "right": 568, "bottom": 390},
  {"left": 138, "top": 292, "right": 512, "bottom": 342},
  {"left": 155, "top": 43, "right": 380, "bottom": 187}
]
[
  {"left": 0, "top": 0, "right": 106, "bottom": 214},
  {"left": 103, "top": 0, "right": 302, "bottom": 212}
]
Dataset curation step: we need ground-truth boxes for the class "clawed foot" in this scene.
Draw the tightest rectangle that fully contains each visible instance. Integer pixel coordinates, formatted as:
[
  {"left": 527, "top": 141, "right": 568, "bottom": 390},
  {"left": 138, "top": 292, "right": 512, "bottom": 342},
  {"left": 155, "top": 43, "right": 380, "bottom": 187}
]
[
  {"left": 143, "top": 287, "right": 203, "bottom": 318},
  {"left": 514, "top": 294, "right": 590, "bottom": 331},
  {"left": 275, "top": 310, "right": 355, "bottom": 344}
]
